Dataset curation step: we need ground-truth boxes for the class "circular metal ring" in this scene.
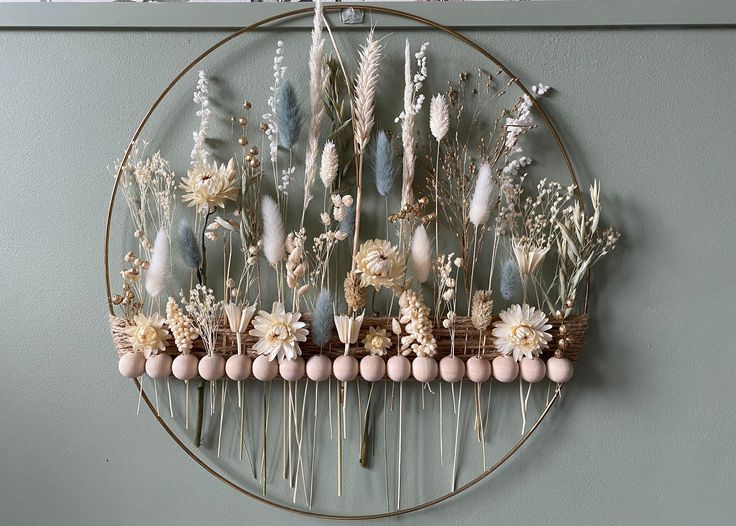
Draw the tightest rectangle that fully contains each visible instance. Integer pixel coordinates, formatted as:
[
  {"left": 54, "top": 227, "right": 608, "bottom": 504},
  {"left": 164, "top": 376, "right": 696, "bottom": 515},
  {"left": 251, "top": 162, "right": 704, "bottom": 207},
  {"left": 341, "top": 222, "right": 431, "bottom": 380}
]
[{"left": 105, "top": 4, "right": 583, "bottom": 519}]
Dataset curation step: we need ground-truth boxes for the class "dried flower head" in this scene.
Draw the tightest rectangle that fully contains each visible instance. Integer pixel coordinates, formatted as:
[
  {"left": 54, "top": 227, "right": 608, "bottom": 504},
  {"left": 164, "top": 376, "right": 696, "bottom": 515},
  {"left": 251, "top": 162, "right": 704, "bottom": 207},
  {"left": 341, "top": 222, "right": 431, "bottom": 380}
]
[
  {"left": 492, "top": 304, "right": 552, "bottom": 361},
  {"left": 354, "top": 239, "right": 407, "bottom": 293},
  {"left": 363, "top": 326, "right": 391, "bottom": 356},
  {"left": 180, "top": 158, "right": 238, "bottom": 213},
  {"left": 125, "top": 313, "right": 169, "bottom": 358},
  {"left": 249, "top": 302, "right": 308, "bottom": 363}
]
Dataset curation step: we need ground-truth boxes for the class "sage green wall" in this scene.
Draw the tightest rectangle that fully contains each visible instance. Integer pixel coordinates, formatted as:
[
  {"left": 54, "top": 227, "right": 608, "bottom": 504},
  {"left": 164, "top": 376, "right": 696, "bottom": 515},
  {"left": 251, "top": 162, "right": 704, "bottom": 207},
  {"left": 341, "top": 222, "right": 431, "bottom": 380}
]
[{"left": 2, "top": 22, "right": 735, "bottom": 526}]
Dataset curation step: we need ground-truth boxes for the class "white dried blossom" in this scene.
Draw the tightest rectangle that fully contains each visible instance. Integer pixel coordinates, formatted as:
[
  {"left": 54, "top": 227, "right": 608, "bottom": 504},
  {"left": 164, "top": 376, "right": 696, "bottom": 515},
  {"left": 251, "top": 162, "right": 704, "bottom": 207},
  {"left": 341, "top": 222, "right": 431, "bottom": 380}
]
[{"left": 398, "top": 290, "right": 437, "bottom": 357}]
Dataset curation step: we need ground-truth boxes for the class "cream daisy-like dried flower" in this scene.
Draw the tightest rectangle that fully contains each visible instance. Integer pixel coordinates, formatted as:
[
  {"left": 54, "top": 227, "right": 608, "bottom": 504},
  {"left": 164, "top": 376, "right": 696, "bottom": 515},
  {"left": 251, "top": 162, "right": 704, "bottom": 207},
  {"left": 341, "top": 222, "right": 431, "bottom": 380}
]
[
  {"left": 363, "top": 326, "right": 391, "bottom": 356},
  {"left": 125, "top": 312, "right": 169, "bottom": 358},
  {"left": 398, "top": 290, "right": 437, "bottom": 357},
  {"left": 166, "top": 297, "right": 198, "bottom": 354},
  {"left": 471, "top": 290, "right": 494, "bottom": 332},
  {"left": 180, "top": 158, "right": 238, "bottom": 213},
  {"left": 429, "top": 93, "right": 449, "bottom": 141},
  {"left": 492, "top": 304, "right": 552, "bottom": 361},
  {"left": 354, "top": 239, "right": 407, "bottom": 292},
  {"left": 249, "top": 302, "right": 308, "bottom": 363}
]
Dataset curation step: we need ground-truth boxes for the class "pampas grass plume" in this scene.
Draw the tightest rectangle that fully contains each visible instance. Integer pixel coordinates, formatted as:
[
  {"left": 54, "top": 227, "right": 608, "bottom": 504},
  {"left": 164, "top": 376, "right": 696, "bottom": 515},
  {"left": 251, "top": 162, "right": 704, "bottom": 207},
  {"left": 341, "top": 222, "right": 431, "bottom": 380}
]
[
  {"left": 277, "top": 80, "right": 302, "bottom": 148},
  {"left": 373, "top": 130, "right": 396, "bottom": 197},
  {"left": 353, "top": 29, "right": 382, "bottom": 152},
  {"left": 261, "top": 195, "right": 286, "bottom": 265},
  {"left": 410, "top": 224, "right": 432, "bottom": 283},
  {"left": 500, "top": 258, "right": 519, "bottom": 301},
  {"left": 178, "top": 222, "right": 201, "bottom": 269},
  {"left": 146, "top": 230, "right": 169, "bottom": 298},
  {"left": 311, "top": 289, "right": 334, "bottom": 348},
  {"left": 468, "top": 163, "right": 493, "bottom": 227}
]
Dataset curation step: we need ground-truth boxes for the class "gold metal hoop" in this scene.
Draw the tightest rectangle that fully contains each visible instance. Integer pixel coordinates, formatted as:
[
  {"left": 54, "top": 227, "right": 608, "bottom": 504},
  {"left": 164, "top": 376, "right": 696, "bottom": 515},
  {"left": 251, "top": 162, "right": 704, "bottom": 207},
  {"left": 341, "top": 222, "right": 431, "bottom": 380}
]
[{"left": 104, "top": 4, "right": 584, "bottom": 519}]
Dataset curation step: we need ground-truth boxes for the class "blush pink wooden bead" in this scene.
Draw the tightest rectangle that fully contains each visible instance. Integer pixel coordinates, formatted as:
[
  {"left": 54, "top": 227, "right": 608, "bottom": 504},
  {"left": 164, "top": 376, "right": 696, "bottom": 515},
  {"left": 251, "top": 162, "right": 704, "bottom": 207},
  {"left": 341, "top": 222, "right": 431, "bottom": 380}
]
[
  {"left": 520, "top": 357, "right": 546, "bottom": 383},
  {"left": 360, "top": 355, "right": 386, "bottom": 382},
  {"left": 279, "top": 357, "right": 305, "bottom": 382},
  {"left": 306, "top": 354, "right": 332, "bottom": 382},
  {"left": 546, "top": 356, "right": 574, "bottom": 383},
  {"left": 198, "top": 354, "right": 225, "bottom": 381},
  {"left": 172, "top": 354, "right": 199, "bottom": 380},
  {"left": 412, "top": 356, "right": 438, "bottom": 383},
  {"left": 118, "top": 352, "right": 145, "bottom": 378},
  {"left": 439, "top": 356, "right": 465, "bottom": 383},
  {"left": 225, "top": 354, "right": 252, "bottom": 381},
  {"left": 145, "top": 353, "right": 172, "bottom": 379},
  {"left": 386, "top": 355, "right": 411, "bottom": 382},
  {"left": 333, "top": 355, "right": 359, "bottom": 382},
  {"left": 466, "top": 356, "right": 492, "bottom": 383},
  {"left": 252, "top": 355, "right": 278, "bottom": 381},
  {"left": 492, "top": 355, "right": 518, "bottom": 383}
]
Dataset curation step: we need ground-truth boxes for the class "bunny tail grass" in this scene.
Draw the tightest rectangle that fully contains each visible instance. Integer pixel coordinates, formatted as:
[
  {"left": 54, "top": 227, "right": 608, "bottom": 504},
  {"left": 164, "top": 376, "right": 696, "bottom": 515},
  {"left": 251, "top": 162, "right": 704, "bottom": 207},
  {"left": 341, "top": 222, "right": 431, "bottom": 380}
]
[
  {"left": 311, "top": 289, "right": 334, "bottom": 348},
  {"left": 468, "top": 163, "right": 493, "bottom": 227},
  {"left": 145, "top": 229, "right": 169, "bottom": 298},
  {"left": 261, "top": 195, "right": 286, "bottom": 265},
  {"left": 277, "top": 80, "right": 302, "bottom": 149},
  {"left": 373, "top": 130, "right": 397, "bottom": 197},
  {"left": 178, "top": 222, "right": 201, "bottom": 269},
  {"left": 410, "top": 224, "right": 432, "bottom": 284}
]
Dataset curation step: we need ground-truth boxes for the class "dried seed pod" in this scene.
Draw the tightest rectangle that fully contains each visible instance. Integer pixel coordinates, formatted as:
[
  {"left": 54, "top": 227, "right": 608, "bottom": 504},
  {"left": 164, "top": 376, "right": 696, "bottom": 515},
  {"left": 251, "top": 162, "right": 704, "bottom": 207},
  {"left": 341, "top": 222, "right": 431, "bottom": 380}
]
[
  {"left": 470, "top": 290, "right": 494, "bottom": 332},
  {"left": 344, "top": 272, "right": 366, "bottom": 311}
]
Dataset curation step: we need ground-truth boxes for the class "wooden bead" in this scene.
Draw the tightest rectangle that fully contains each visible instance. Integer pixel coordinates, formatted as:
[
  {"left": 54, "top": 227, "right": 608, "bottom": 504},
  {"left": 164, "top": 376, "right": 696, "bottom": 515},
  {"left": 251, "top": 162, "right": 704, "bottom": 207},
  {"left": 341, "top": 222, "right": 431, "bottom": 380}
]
[
  {"left": 198, "top": 354, "right": 225, "bottom": 381},
  {"left": 411, "top": 356, "right": 438, "bottom": 383},
  {"left": 466, "top": 356, "right": 492, "bottom": 383},
  {"left": 279, "top": 357, "right": 305, "bottom": 382},
  {"left": 546, "top": 356, "right": 574, "bottom": 383},
  {"left": 306, "top": 354, "right": 331, "bottom": 382},
  {"left": 439, "top": 355, "right": 465, "bottom": 383},
  {"left": 118, "top": 352, "right": 145, "bottom": 378},
  {"left": 492, "top": 355, "right": 519, "bottom": 383},
  {"left": 252, "top": 355, "right": 278, "bottom": 381},
  {"left": 172, "top": 354, "right": 199, "bottom": 380},
  {"left": 360, "top": 355, "right": 386, "bottom": 382},
  {"left": 386, "top": 355, "right": 411, "bottom": 382},
  {"left": 225, "top": 354, "right": 252, "bottom": 381},
  {"left": 520, "top": 357, "right": 546, "bottom": 383},
  {"left": 145, "top": 353, "right": 172, "bottom": 379},
  {"left": 333, "top": 355, "right": 359, "bottom": 382}
]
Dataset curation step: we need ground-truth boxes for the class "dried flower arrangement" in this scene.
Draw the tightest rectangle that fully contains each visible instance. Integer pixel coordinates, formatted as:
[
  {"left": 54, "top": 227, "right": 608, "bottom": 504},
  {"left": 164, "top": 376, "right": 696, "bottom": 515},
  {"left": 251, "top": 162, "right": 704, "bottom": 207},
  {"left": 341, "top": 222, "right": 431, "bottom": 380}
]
[{"left": 108, "top": 2, "right": 620, "bottom": 512}]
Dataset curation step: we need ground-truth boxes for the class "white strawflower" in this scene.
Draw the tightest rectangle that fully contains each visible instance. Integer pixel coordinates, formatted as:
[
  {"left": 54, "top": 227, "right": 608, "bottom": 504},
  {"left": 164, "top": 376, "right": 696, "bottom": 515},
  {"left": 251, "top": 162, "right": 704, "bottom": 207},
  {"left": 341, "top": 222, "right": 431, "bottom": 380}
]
[
  {"left": 354, "top": 239, "right": 407, "bottom": 293},
  {"left": 125, "top": 313, "right": 169, "bottom": 358},
  {"left": 492, "top": 304, "right": 552, "bottom": 361},
  {"left": 249, "top": 302, "right": 308, "bottom": 363}
]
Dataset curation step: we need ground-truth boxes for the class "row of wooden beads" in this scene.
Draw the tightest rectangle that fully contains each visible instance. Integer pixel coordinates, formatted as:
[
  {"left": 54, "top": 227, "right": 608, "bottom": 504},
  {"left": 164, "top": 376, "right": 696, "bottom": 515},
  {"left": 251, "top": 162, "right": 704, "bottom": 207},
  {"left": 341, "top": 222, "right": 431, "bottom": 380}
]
[{"left": 119, "top": 351, "right": 574, "bottom": 384}]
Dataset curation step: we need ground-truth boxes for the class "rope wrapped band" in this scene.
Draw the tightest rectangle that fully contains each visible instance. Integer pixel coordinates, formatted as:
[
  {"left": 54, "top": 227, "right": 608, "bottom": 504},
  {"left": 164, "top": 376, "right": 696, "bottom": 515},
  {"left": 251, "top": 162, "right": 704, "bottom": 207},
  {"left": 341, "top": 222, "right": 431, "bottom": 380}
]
[{"left": 111, "top": 314, "right": 588, "bottom": 365}]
